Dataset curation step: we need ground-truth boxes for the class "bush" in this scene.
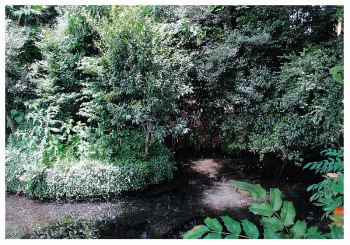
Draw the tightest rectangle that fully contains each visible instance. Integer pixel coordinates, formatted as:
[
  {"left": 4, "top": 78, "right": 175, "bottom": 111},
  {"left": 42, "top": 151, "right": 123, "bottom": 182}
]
[
  {"left": 5, "top": 149, "right": 175, "bottom": 198},
  {"left": 222, "top": 53, "right": 343, "bottom": 163},
  {"left": 5, "top": 104, "right": 176, "bottom": 199}
]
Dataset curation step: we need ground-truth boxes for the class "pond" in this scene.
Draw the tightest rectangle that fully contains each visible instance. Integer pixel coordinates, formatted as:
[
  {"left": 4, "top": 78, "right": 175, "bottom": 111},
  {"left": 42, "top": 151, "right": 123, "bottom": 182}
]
[{"left": 5, "top": 152, "right": 328, "bottom": 239}]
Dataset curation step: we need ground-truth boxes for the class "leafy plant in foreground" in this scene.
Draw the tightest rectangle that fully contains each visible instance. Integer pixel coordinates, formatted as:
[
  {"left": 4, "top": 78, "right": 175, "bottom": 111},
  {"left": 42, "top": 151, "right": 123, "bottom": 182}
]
[
  {"left": 304, "top": 148, "right": 344, "bottom": 229},
  {"left": 183, "top": 182, "right": 343, "bottom": 239}
]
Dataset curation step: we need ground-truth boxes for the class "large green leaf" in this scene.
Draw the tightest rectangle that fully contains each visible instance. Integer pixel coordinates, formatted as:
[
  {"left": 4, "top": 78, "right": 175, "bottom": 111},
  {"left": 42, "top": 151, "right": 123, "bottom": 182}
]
[
  {"left": 305, "top": 226, "right": 326, "bottom": 239},
  {"left": 225, "top": 234, "right": 239, "bottom": 239},
  {"left": 305, "top": 226, "right": 317, "bottom": 236},
  {"left": 306, "top": 234, "right": 326, "bottom": 239},
  {"left": 280, "top": 201, "right": 296, "bottom": 227},
  {"left": 331, "top": 225, "right": 344, "bottom": 239},
  {"left": 249, "top": 203, "right": 273, "bottom": 216},
  {"left": 203, "top": 233, "right": 222, "bottom": 239},
  {"left": 269, "top": 188, "right": 282, "bottom": 211},
  {"left": 263, "top": 227, "right": 280, "bottom": 239},
  {"left": 290, "top": 220, "right": 307, "bottom": 239},
  {"left": 330, "top": 66, "right": 344, "bottom": 84},
  {"left": 221, "top": 215, "right": 241, "bottom": 235},
  {"left": 241, "top": 219, "right": 259, "bottom": 239},
  {"left": 234, "top": 182, "right": 266, "bottom": 200},
  {"left": 204, "top": 217, "right": 223, "bottom": 232},
  {"left": 183, "top": 225, "right": 209, "bottom": 239},
  {"left": 260, "top": 217, "right": 284, "bottom": 231},
  {"left": 331, "top": 183, "right": 344, "bottom": 194}
]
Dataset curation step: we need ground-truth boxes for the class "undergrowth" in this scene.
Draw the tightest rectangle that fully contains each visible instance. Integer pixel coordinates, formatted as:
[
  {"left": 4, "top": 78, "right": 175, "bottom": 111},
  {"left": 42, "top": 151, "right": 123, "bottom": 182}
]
[{"left": 5, "top": 105, "right": 176, "bottom": 199}]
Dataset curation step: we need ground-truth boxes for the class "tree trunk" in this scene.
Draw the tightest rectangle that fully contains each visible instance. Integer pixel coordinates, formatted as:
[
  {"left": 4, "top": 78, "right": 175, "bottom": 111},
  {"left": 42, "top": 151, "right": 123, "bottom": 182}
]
[
  {"left": 35, "top": 15, "right": 40, "bottom": 25},
  {"left": 273, "top": 161, "right": 288, "bottom": 185},
  {"left": 226, "top": 6, "right": 237, "bottom": 29},
  {"left": 6, "top": 113, "right": 16, "bottom": 135},
  {"left": 277, "top": 161, "right": 288, "bottom": 181},
  {"left": 145, "top": 130, "right": 150, "bottom": 153},
  {"left": 144, "top": 122, "right": 153, "bottom": 153},
  {"left": 5, "top": 98, "right": 17, "bottom": 135},
  {"left": 17, "top": 15, "right": 21, "bottom": 25}
]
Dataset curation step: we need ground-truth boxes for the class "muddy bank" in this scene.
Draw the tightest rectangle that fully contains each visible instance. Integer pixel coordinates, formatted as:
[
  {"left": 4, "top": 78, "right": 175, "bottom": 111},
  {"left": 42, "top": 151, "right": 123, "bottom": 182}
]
[{"left": 6, "top": 153, "right": 328, "bottom": 239}]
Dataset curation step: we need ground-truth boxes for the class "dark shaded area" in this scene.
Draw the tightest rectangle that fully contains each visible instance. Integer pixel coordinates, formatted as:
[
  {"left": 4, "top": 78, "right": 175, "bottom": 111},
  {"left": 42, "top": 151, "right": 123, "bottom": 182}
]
[{"left": 99, "top": 153, "right": 326, "bottom": 238}]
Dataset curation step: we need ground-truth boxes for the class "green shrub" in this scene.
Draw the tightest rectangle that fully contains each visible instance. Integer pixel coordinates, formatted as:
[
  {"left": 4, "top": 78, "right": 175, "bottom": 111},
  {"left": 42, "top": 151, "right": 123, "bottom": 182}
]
[
  {"left": 147, "top": 155, "right": 175, "bottom": 184},
  {"left": 6, "top": 141, "right": 175, "bottom": 198},
  {"left": 5, "top": 104, "right": 176, "bottom": 198},
  {"left": 304, "top": 149, "right": 344, "bottom": 221},
  {"left": 6, "top": 151, "right": 175, "bottom": 198}
]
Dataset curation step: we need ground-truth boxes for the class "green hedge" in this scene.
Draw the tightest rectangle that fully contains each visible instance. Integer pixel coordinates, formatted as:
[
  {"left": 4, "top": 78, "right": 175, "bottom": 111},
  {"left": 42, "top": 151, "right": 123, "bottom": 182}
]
[{"left": 5, "top": 147, "right": 175, "bottom": 198}]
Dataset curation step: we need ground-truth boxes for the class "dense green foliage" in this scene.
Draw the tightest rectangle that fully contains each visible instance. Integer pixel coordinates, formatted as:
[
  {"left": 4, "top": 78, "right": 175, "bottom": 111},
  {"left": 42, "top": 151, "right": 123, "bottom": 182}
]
[
  {"left": 183, "top": 182, "right": 343, "bottom": 239},
  {"left": 5, "top": 105, "right": 174, "bottom": 198},
  {"left": 5, "top": 5, "right": 343, "bottom": 198},
  {"left": 304, "top": 149, "right": 344, "bottom": 223}
]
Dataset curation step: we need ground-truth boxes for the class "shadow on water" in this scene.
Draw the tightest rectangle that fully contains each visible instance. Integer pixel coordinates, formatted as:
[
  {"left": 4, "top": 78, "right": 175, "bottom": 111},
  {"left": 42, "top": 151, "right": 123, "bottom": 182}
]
[{"left": 6, "top": 151, "right": 327, "bottom": 239}]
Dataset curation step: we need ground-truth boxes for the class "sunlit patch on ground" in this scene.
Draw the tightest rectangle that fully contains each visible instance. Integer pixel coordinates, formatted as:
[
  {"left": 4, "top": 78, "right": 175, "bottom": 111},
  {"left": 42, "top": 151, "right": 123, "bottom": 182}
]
[
  {"left": 190, "top": 159, "right": 222, "bottom": 178},
  {"left": 190, "top": 159, "right": 255, "bottom": 211}
]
